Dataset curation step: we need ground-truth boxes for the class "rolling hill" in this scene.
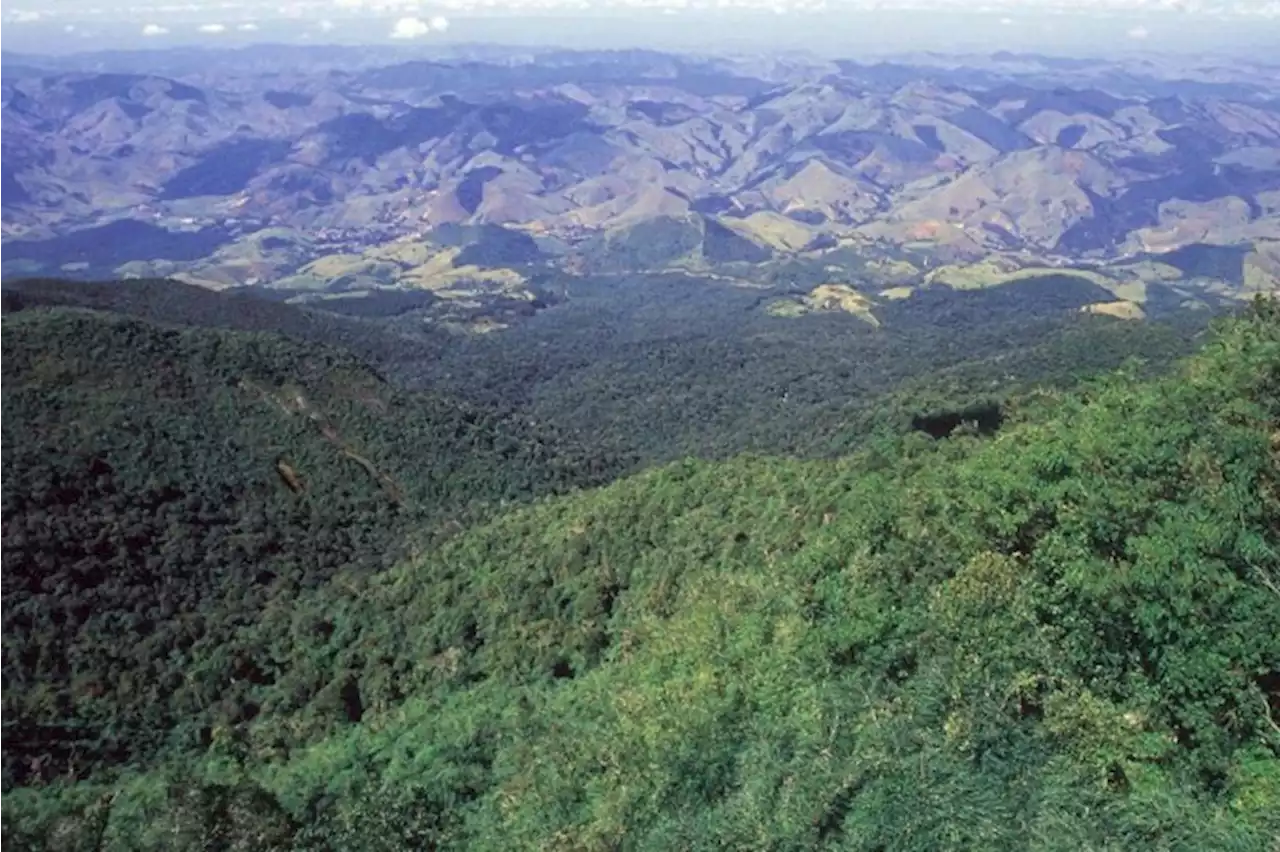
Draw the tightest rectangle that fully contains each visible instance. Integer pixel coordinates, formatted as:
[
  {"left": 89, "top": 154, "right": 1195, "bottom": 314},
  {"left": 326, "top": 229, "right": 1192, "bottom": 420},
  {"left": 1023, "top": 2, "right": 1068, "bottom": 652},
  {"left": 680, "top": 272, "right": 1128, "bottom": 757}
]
[{"left": 3, "top": 297, "right": 1277, "bottom": 850}]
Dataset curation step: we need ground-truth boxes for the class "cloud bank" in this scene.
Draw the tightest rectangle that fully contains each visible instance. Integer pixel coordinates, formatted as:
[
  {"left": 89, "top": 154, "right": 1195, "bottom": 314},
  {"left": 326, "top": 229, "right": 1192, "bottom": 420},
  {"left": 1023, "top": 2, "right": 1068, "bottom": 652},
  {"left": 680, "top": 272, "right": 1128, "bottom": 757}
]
[{"left": 390, "top": 16, "right": 431, "bottom": 37}]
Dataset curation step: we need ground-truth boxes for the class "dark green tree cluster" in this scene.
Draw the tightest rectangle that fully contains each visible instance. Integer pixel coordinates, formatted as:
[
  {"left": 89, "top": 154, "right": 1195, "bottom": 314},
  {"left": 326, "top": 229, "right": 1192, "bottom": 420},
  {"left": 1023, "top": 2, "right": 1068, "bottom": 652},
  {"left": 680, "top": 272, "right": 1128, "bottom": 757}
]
[
  {"left": 1, "top": 307, "right": 627, "bottom": 789},
  {"left": 0, "top": 276, "right": 454, "bottom": 375},
  {"left": 579, "top": 216, "right": 706, "bottom": 272},
  {"left": 421, "top": 271, "right": 1208, "bottom": 462}
]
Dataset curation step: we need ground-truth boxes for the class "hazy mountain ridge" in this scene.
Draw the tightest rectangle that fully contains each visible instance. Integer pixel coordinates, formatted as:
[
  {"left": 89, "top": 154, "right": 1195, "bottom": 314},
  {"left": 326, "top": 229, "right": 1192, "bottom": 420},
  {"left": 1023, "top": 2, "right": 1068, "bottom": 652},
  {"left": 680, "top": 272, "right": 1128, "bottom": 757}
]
[{"left": 3, "top": 47, "right": 1279, "bottom": 325}]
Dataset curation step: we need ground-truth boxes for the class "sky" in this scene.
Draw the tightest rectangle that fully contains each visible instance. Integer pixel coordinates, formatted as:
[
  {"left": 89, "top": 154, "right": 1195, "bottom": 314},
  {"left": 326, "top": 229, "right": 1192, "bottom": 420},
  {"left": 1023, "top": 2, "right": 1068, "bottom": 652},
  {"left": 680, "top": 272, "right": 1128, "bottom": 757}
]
[{"left": 4, "top": 0, "right": 1280, "bottom": 56}]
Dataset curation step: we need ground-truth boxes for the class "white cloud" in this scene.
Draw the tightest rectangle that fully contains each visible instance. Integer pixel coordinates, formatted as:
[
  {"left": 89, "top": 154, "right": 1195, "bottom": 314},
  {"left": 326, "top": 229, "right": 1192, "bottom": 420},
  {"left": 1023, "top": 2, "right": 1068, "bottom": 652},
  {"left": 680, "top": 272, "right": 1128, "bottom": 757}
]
[
  {"left": 999, "top": 15, "right": 1013, "bottom": 23},
  {"left": 199, "top": 22, "right": 228, "bottom": 33},
  {"left": 429, "top": 14, "right": 450, "bottom": 30},
  {"left": 1127, "top": 23, "right": 1150, "bottom": 37},
  {"left": 141, "top": 22, "right": 170, "bottom": 36},
  {"left": 318, "top": 18, "right": 336, "bottom": 31},
  {"left": 10, "top": 9, "right": 43, "bottom": 23},
  {"left": 390, "top": 16, "right": 431, "bottom": 38},
  {"left": 65, "top": 23, "right": 78, "bottom": 33},
  {"left": 237, "top": 22, "right": 260, "bottom": 31}
]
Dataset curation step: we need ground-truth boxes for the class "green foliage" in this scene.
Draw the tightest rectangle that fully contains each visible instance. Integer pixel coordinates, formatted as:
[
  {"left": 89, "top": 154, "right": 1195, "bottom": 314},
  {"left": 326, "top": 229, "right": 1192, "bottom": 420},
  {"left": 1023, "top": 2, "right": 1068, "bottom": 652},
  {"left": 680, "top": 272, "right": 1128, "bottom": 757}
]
[
  {"left": 0, "top": 307, "right": 626, "bottom": 788},
  {"left": 450, "top": 225, "right": 544, "bottom": 268},
  {"left": 581, "top": 217, "right": 704, "bottom": 272},
  {"left": 1, "top": 276, "right": 455, "bottom": 383},
  {"left": 425, "top": 271, "right": 1208, "bottom": 462},
  {"left": 7, "top": 302, "right": 1277, "bottom": 850},
  {"left": 702, "top": 217, "right": 772, "bottom": 264}
]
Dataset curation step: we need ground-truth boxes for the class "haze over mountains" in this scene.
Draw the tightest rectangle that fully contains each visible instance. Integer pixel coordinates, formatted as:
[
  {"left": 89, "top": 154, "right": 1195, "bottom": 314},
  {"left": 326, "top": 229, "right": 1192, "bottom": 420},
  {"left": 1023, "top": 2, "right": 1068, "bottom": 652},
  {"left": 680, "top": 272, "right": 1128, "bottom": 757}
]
[{"left": 3, "top": 45, "right": 1278, "bottom": 330}]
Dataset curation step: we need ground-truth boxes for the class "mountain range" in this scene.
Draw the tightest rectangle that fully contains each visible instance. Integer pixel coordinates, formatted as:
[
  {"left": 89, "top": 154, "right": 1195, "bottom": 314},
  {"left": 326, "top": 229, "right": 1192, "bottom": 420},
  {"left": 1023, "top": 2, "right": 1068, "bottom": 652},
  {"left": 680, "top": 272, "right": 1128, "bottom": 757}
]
[{"left": 3, "top": 46, "right": 1279, "bottom": 329}]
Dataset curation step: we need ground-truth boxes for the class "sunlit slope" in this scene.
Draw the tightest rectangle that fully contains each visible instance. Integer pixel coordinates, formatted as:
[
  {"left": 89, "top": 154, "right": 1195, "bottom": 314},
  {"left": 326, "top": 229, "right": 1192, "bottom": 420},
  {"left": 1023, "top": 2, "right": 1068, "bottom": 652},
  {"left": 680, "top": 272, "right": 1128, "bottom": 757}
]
[{"left": 8, "top": 302, "right": 1277, "bottom": 850}]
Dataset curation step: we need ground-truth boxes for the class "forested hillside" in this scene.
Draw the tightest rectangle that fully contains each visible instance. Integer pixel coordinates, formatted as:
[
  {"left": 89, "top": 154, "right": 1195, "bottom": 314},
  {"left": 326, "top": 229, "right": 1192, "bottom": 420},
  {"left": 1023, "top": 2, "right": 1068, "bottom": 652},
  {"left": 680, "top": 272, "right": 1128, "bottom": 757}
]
[
  {"left": 4, "top": 299, "right": 1277, "bottom": 850},
  {"left": 418, "top": 272, "right": 1212, "bottom": 462},
  {"left": 0, "top": 306, "right": 626, "bottom": 788},
  {"left": 0, "top": 277, "right": 453, "bottom": 377}
]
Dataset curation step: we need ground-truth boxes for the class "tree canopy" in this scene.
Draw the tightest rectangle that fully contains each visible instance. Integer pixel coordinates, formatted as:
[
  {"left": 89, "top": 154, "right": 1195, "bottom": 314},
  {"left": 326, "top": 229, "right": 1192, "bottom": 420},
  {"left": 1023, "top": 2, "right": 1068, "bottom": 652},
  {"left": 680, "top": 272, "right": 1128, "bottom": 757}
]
[{"left": 3, "top": 299, "right": 1277, "bottom": 850}]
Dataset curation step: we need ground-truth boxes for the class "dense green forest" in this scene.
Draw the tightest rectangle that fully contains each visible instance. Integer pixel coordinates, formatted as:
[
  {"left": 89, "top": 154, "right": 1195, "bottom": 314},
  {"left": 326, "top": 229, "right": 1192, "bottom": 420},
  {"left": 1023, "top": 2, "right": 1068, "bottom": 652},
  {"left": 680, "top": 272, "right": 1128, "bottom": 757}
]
[
  {"left": 0, "top": 277, "right": 454, "bottom": 376},
  {"left": 416, "top": 272, "right": 1211, "bottom": 461},
  {"left": 2, "top": 282, "right": 1276, "bottom": 849},
  {"left": 4, "top": 275, "right": 1211, "bottom": 464},
  {"left": 0, "top": 307, "right": 626, "bottom": 788}
]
